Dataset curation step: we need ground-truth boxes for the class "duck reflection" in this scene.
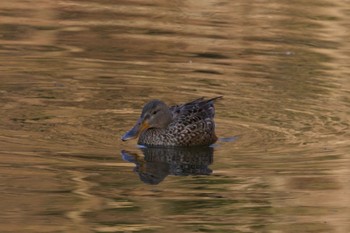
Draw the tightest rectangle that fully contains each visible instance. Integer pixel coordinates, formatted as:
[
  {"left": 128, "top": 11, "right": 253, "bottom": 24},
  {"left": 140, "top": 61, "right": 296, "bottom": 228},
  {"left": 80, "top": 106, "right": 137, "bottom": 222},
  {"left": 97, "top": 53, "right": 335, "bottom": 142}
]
[{"left": 121, "top": 147, "right": 214, "bottom": 185}]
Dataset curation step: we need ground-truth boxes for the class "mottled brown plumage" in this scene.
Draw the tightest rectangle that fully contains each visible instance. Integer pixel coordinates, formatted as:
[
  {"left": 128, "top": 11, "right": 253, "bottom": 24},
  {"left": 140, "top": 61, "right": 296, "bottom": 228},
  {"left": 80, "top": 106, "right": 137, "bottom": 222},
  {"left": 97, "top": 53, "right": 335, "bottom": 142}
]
[{"left": 121, "top": 96, "right": 222, "bottom": 147}]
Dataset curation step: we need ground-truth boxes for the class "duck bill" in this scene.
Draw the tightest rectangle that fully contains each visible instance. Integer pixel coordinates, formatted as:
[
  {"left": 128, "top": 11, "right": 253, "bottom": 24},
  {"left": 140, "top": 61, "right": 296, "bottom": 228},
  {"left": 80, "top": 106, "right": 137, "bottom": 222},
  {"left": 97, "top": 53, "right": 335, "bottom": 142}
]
[{"left": 121, "top": 118, "right": 149, "bottom": 141}]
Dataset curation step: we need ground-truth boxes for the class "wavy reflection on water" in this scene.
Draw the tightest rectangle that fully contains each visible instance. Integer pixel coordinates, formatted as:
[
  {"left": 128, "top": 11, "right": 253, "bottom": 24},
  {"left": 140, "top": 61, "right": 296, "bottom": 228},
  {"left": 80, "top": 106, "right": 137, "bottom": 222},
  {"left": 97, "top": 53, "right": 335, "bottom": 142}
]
[
  {"left": 121, "top": 147, "right": 213, "bottom": 185},
  {"left": 0, "top": 0, "right": 350, "bottom": 232}
]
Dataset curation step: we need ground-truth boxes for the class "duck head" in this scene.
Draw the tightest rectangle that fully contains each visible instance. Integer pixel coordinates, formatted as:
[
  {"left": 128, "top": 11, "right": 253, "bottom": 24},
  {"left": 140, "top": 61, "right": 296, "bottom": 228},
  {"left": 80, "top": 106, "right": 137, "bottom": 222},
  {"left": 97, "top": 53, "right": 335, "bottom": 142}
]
[{"left": 121, "top": 100, "right": 172, "bottom": 141}]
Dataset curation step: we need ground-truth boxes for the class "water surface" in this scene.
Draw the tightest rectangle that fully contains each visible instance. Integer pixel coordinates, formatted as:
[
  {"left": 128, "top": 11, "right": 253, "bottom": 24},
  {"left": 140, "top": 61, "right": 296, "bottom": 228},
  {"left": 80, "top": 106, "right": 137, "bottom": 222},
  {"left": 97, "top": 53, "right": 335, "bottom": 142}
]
[{"left": 0, "top": 0, "right": 350, "bottom": 232}]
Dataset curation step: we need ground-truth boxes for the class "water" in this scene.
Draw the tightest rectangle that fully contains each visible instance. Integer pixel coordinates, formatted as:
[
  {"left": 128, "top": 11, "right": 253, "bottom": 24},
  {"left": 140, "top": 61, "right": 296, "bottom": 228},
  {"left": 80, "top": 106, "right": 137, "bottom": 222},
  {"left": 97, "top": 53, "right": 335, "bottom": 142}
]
[{"left": 1, "top": 0, "right": 350, "bottom": 232}]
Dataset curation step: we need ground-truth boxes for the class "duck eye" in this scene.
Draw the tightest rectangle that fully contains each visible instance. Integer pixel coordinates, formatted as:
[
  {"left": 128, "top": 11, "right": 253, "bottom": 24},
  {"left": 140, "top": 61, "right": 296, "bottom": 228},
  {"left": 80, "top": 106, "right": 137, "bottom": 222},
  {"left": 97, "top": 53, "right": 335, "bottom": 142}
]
[{"left": 152, "top": 110, "right": 159, "bottom": 115}]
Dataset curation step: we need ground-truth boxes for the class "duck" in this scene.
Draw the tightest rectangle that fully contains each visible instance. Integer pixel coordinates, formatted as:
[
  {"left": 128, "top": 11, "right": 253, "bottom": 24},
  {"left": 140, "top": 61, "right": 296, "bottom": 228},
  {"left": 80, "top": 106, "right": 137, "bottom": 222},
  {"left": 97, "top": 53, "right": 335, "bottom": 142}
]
[{"left": 121, "top": 96, "right": 222, "bottom": 147}]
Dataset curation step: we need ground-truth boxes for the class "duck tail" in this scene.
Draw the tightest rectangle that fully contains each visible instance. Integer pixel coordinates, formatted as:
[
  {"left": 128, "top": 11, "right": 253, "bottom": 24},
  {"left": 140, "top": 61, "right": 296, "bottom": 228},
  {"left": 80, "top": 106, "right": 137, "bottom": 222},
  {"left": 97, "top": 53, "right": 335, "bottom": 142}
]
[{"left": 205, "top": 96, "right": 223, "bottom": 103}]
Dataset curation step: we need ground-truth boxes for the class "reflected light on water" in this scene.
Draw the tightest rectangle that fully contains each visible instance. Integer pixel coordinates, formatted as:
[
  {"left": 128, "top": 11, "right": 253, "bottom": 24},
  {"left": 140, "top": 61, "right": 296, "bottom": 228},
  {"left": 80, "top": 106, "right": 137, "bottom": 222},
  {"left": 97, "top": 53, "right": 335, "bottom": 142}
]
[{"left": 0, "top": 0, "right": 349, "bottom": 232}]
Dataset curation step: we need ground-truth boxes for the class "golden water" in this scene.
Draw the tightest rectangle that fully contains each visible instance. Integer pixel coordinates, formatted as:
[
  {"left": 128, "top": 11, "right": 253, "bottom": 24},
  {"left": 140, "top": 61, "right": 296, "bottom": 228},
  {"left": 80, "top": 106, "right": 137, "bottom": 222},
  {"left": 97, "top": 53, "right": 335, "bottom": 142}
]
[{"left": 0, "top": 0, "right": 349, "bottom": 232}]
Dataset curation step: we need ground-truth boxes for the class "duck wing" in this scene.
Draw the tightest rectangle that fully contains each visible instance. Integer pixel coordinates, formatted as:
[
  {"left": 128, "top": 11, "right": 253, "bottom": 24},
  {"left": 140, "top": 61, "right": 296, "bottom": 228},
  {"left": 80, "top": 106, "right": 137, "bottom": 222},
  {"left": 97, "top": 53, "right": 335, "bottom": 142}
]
[
  {"left": 169, "top": 96, "right": 222, "bottom": 120},
  {"left": 166, "top": 96, "right": 222, "bottom": 145}
]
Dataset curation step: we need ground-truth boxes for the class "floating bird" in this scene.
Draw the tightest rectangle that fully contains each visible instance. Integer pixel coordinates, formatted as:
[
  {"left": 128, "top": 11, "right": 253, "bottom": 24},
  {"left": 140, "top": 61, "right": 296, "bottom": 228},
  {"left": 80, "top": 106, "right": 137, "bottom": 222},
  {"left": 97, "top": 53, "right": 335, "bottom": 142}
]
[{"left": 121, "top": 96, "right": 222, "bottom": 147}]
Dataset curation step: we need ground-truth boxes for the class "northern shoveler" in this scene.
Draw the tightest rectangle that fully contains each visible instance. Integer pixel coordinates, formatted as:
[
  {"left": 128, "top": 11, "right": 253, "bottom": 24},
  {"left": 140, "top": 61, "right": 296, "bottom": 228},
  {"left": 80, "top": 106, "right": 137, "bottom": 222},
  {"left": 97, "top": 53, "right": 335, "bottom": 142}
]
[{"left": 121, "top": 96, "right": 222, "bottom": 147}]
